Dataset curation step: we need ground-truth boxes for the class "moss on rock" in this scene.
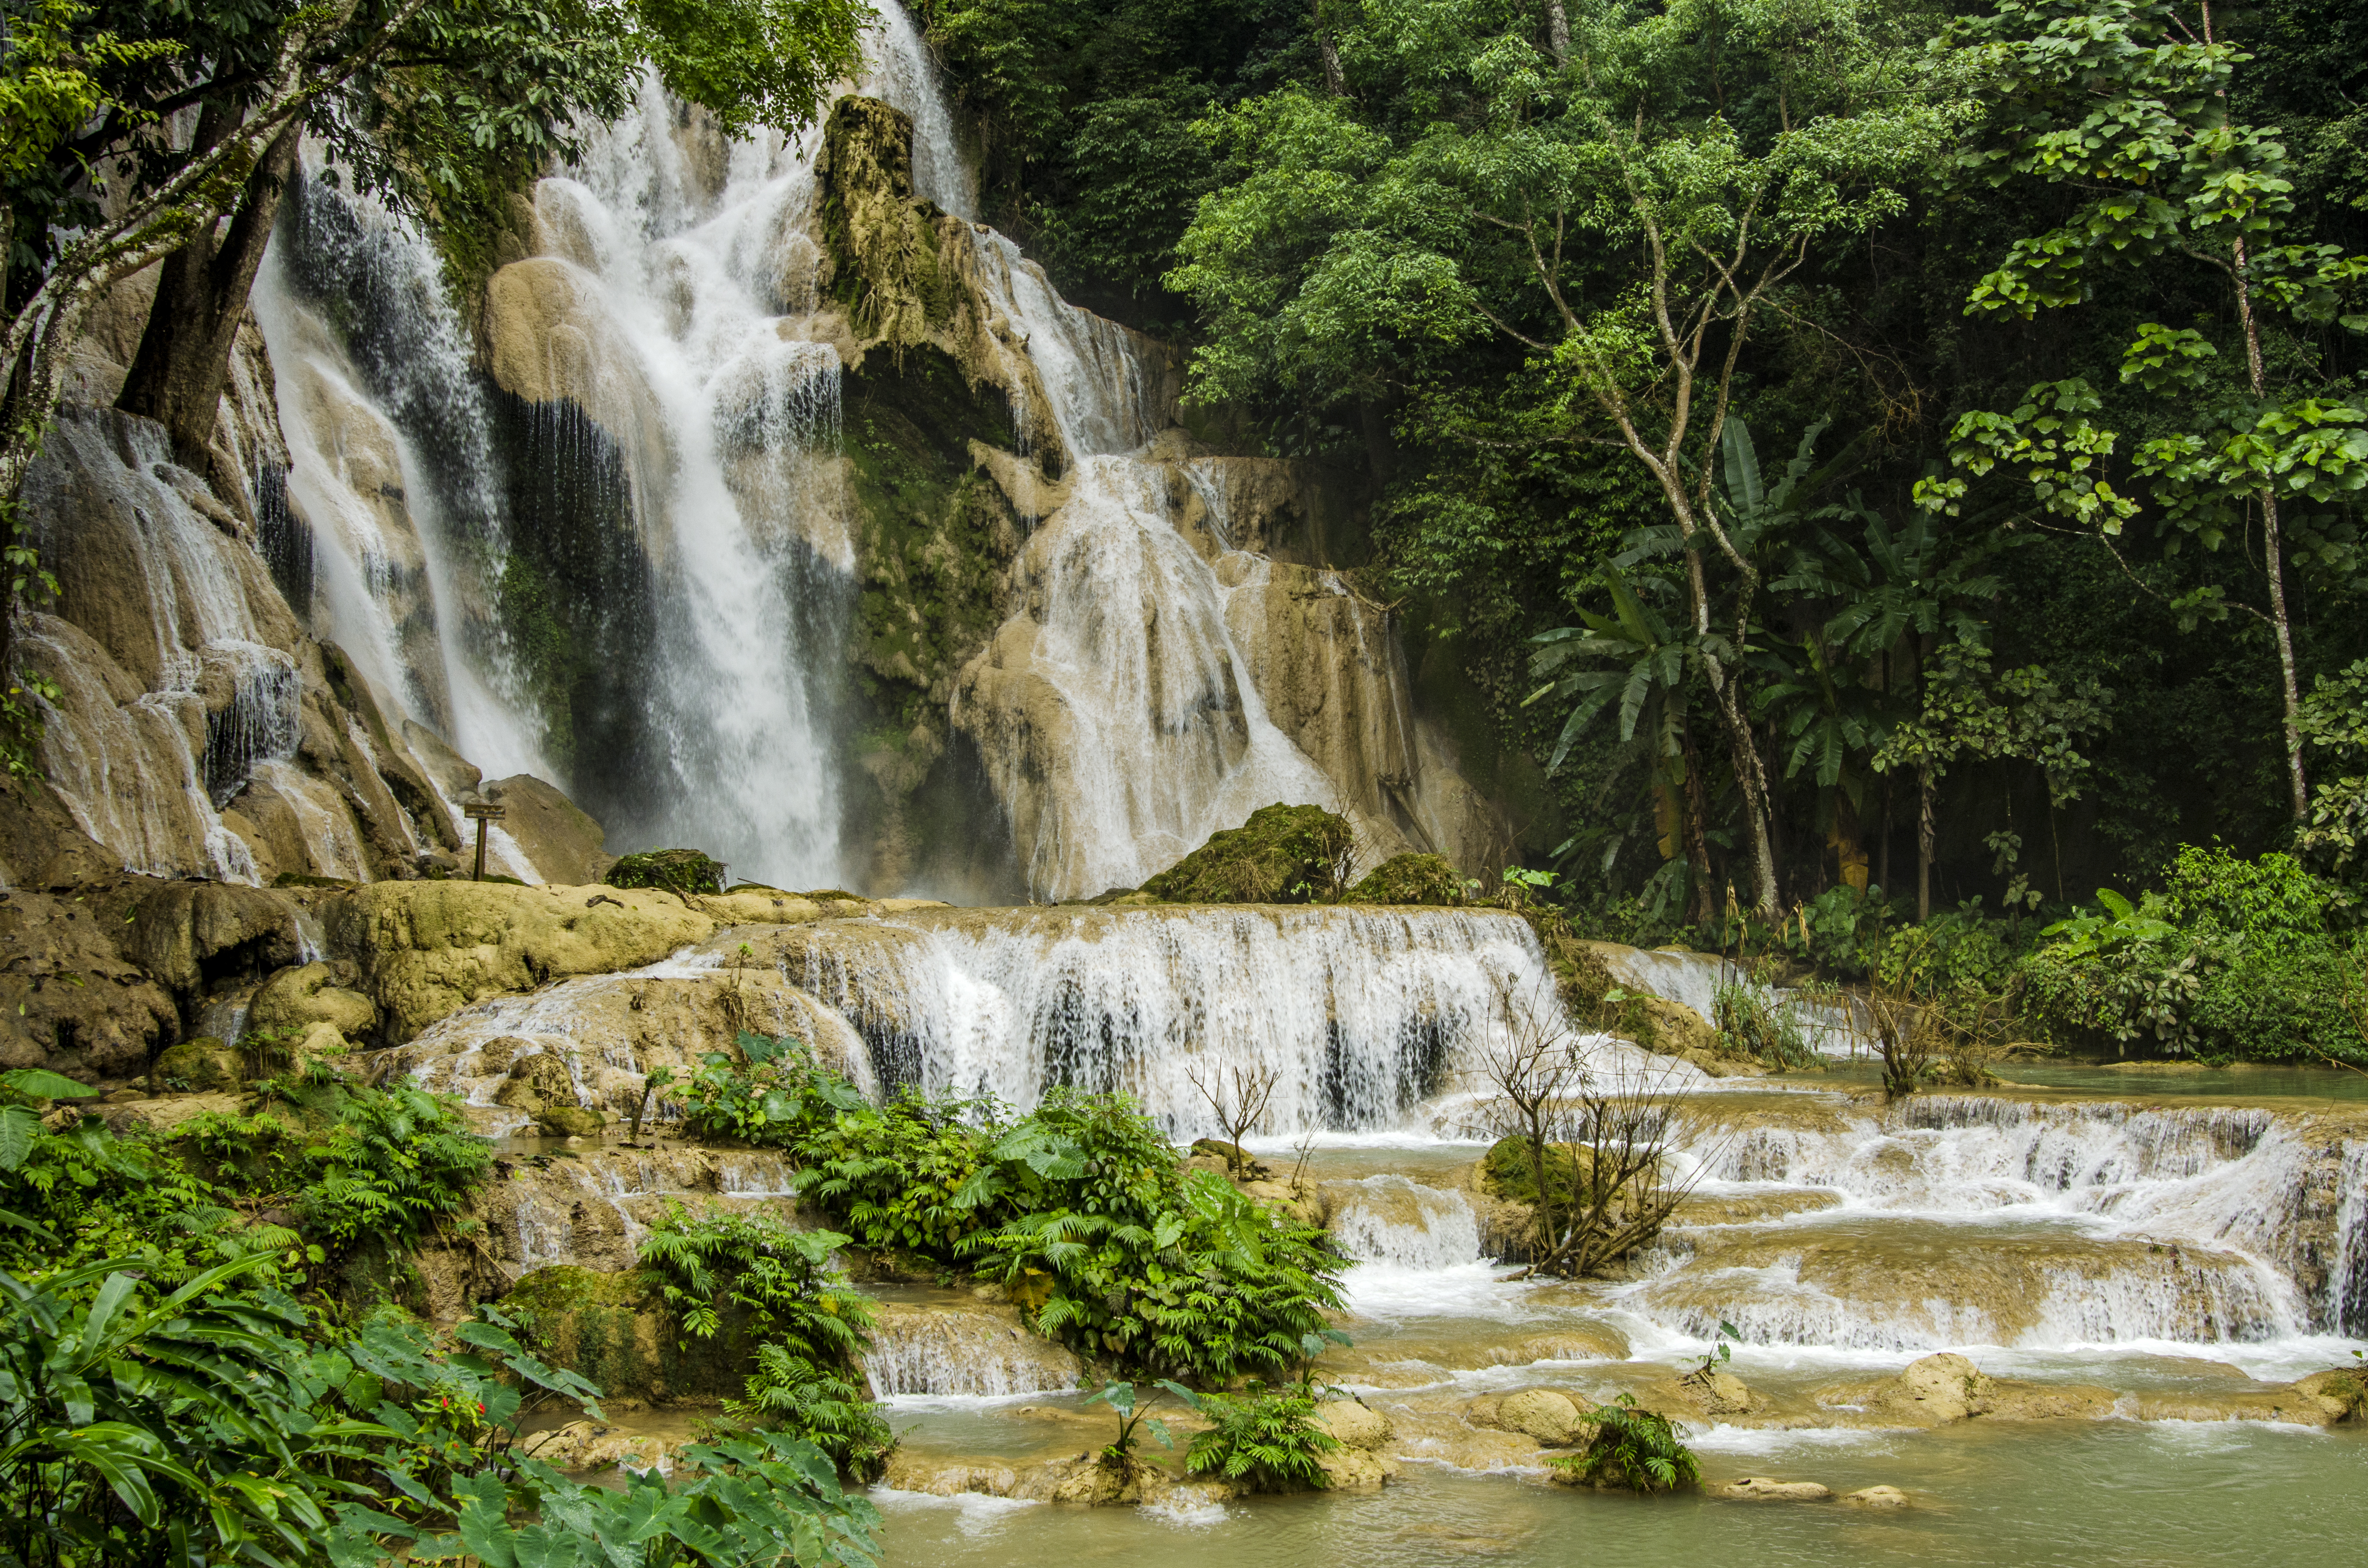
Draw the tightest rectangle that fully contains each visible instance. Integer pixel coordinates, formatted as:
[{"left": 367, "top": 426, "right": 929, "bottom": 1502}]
[
  {"left": 500, "top": 1265, "right": 746, "bottom": 1404},
  {"left": 1140, "top": 804, "right": 1357, "bottom": 905},
  {"left": 604, "top": 850, "right": 726, "bottom": 897},
  {"left": 1344, "top": 853, "right": 1467, "bottom": 906}
]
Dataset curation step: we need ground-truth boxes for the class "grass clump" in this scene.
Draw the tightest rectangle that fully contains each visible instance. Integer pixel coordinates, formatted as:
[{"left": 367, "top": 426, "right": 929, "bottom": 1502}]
[{"left": 605, "top": 848, "right": 727, "bottom": 896}]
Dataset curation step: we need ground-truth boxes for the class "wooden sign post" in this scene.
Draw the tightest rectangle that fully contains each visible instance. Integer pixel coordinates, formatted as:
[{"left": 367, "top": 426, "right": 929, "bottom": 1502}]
[{"left": 461, "top": 795, "right": 506, "bottom": 882}]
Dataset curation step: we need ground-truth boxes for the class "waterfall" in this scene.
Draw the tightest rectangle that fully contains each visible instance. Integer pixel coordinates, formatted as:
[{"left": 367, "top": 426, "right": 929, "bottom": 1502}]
[
  {"left": 779, "top": 906, "right": 1667, "bottom": 1133},
  {"left": 519, "top": 76, "right": 851, "bottom": 887},
  {"left": 1330, "top": 1176, "right": 1485, "bottom": 1270},
  {"left": 962, "top": 458, "right": 1345, "bottom": 898},
  {"left": 1651, "top": 1095, "right": 2360, "bottom": 1343},
  {"left": 863, "top": 1308, "right": 1083, "bottom": 1398},
  {"left": 255, "top": 156, "right": 552, "bottom": 786}
]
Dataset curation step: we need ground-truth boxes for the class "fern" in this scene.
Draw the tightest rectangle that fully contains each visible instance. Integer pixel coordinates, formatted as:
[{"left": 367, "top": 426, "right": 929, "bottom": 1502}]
[
  {"left": 1550, "top": 1393, "right": 1701, "bottom": 1493},
  {"left": 637, "top": 1206, "right": 892, "bottom": 1476},
  {"left": 1182, "top": 1382, "right": 1340, "bottom": 1491}
]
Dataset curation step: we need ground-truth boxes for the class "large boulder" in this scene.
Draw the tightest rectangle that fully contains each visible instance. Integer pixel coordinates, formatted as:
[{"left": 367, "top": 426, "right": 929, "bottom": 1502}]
[
  {"left": 1140, "top": 803, "right": 1356, "bottom": 905},
  {"left": 0, "top": 885, "right": 179, "bottom": 1081},
  {"left": 1496, "top": 1387, "right": 1586, "bottom": 1446},
  {"left": 327, "top": 881, "right": 718, "bottom": 1039}
]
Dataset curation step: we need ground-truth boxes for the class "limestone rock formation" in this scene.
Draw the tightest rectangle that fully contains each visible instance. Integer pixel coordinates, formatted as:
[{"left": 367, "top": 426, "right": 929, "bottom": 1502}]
[
  {"left": 328, "top": 881, "right": 718, "bottom": 1039},
  {"left": 486, "top": 776, "right": 614, "bottom": 887}
]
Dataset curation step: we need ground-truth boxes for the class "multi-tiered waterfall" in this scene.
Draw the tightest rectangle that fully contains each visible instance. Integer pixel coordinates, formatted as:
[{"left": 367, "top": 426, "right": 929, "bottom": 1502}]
[{"left": 220, "top": 2, "right": 1495, "bottom": 896}]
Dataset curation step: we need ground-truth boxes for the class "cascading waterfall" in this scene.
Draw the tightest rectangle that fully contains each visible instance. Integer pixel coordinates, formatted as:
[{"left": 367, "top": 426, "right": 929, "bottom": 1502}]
[
  {"left": 968, "top": 458, "right": 1346, "bottom": 898},
  {"left": 783, "top": 906, "right": 1589, "bottom": 1132},
  {"left": 951, "top": 238, "right": 1361, "bottom": 900},
  {"left": 521, "top": 77, "right": 853, "bottom": 886}
]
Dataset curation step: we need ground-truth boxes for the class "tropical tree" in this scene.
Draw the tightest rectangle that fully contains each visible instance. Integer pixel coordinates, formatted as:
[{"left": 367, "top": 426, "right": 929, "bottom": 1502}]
[
  {"left": 1933, "top": 0, "right": 2368, "bottom": 821},
  {"left": 1775, "top": 498, "right": 2014, "bottom": 915},
  {"left": 1174, "top": 0, "right": 1968, "bottom": 915},
  {"left": 1527, "top": 566, "right": 1717, "bottom": 918}
]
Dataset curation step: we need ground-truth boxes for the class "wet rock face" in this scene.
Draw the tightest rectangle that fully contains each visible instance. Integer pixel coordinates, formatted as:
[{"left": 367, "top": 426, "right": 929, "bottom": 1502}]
[
  {"left": 0, "top": 886, "right": 180, "bottom": 1080},
  {"left": 383, "top": 961, "right": 872, "bottom": 1137}
]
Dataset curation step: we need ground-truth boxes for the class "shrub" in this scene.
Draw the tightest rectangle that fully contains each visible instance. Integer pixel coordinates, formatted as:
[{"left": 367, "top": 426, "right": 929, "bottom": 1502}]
[
  {"left": 1181, "top": 1382, "right": 1339, "bottom": 1491},
  {"left": 1551, "top": 1394, "right": 1699, "bottom": 1493},
  {"left": 674, "top": 1036, "right": 1350, "bottom": 1387},
  {"left": 175, "top": 1076, "right": 493, "bottom": 1258},
  {"left": 638, "top": 1206, "right": 892, "bottom": 1477}
]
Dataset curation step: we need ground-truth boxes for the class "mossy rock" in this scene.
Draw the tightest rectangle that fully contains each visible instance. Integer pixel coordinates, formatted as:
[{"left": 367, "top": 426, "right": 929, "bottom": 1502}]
[
  {"left": 536, "top": 1105, "right": 606, "bottom": 1138},
  {"left": 151, "top": 1037, "right": 242, "bottom": 1093},
  {"left": 1482, "top": 1135, "right": 1594, "bottom": 1205},
  {"left": 500, "top": 1266, "right": 746, "bottom": 1403},
  {"left": 604, "top": 849, "right": 726, "bottom": 897},
  {"left": 1140, "top": 804, "right": 1356, "bottom": 905},
  {"left": 1344, "top": 853, "right": 1467, "bottom": 906}
]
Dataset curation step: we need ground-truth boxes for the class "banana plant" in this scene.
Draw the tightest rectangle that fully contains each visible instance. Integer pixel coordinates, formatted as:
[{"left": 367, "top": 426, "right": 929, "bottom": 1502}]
[{"left": 1527, "top": 566, "right": 1715, "bottom": 916}]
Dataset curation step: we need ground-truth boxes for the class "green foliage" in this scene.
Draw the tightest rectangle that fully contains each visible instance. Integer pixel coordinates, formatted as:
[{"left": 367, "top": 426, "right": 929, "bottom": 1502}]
[
  {"left": 1711, "top": 979, "right": 1819, "bottom": 1071},
  {"left": 2298, "top": 660, "right": 2368, "bottom": 878},
  {"left": 1177, "top": 1381, "right": 1338, "bottom": 1491},
  {"left": 631, "top": 0, "right": 873, "bottom": 140},
  {"left": 1139, "top": 802, "right": 1358, "bottom": 904},
  {"left": 677, "top": 1037, "right": 1349, "bottom": 1385},
  {"left": 1343, "top": 853, "right": 1467, "bottom": 906},
  {"left": 1079, "top": 1378, "right": 1184, "bottom": 1473},
  {"left": 638, "top": 1206, "right": 891, "bottom": 1477},
  {"left": 173, "top": 1077, "right": 492, "bottom": 1267},
  {"left": 2020, "top": 847, "right": 2359, "bottom": 1062},
  {"left": 1550, "top": 1393, "right": 1700, "bottom": 1494}
]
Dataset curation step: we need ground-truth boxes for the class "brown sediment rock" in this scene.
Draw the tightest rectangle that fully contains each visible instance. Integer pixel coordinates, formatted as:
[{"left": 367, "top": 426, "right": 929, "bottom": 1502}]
[{"left": 1720, "top": 1477, "right": 1831, "bottom": 1501}]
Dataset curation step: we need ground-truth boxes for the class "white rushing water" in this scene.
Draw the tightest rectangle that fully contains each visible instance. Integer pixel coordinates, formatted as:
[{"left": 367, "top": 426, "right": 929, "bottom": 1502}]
[{"left": 780, "top": 907, "right": 1686, "bottom": 1134}]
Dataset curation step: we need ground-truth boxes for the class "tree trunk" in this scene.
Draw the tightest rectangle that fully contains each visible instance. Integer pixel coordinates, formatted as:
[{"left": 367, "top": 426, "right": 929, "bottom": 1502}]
[
  {"left": 2220, "top": 236, "right": 2309, "bottom": 819},
  {"left": 1545, "top": 0, "right": 1571, "bottom": 64},
  {"left": 117, "top": 115, "right": 303, "bottom": 472},
  {"left": 1916, "top": 763, "right": 1935, "bottom": 924},
  {"left": 1678, "top": 719, "right": 1716, "bottom": 924},
  {"left": 1315, "top": 2, "right": 1348, "bottom": 96}
]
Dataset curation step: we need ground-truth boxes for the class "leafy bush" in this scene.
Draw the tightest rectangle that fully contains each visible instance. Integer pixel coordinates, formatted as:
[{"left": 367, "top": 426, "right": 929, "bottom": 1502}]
[
  {"left": 639, "top": 1206, "right": 892, "bottom": 1477},
  {"left": 174, "top": 1075, "right": 493, "bottom": 1262},
  {"left": 1551, "top": 1393, "right": 1700, "bottom": 1493},
  {"left": 1179, "top": 1382, "right": 1340, "bottom": 1491},
  {"left": 2019, "top": 850, "right": 2360, "bottom": 1063},
  {"left": 678, "top": 1034, "right": 1349, "bottom": 1385},
  {"left": 1711, "top": 978, "right": 1820, "bottom": 1069}
]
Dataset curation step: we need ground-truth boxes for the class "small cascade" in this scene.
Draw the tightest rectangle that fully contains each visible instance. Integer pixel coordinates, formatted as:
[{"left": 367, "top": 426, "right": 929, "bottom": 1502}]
[
  {"left": 781, "top": 906, "right": 1640, "bottom": 1133},
  {"left": 2335, "top": 1141, "right": 2368, "bottom": 1335},
  {"left": 1655, "top": 1094, "right": 2363, "bottom": 1342},
  {"left": 1328, "top": 1176, "right": 1484, "bottom": 1270},
  {"left": 863, "top": 1304, "right": 1084, "bottom": 1398},
  {"left": 20, "top": 412, "right": 304, "bottom": 882}
]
